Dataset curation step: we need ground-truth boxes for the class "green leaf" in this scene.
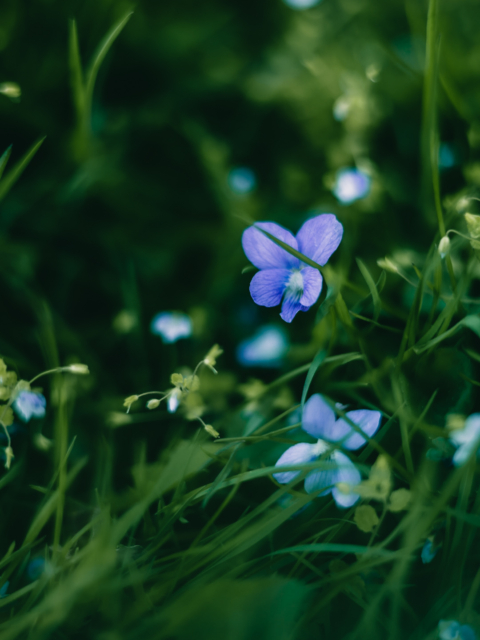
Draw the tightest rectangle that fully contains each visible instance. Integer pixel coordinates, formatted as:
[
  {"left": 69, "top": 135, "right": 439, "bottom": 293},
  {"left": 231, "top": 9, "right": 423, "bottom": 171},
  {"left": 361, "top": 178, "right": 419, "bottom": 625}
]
[
  {"left": 464, "top": 348, "right": 480, "bottom": 363},
  {"left": 301, "top": 349, "right": 326, "bottom": 411},
  {"left": 241, "top": 265, "right": 256, "bottom": 274},
  {"left": 84, "top": 11, "right": 134, "bottom": 115},
  {"left": 377, "top": 269, "right": 387, "bottom": 293},
  {"left": 269, "top": 543, "right": 397, "bottom": 558},
  {"left": 315, "top": 281, "right": 338, "bottom": 324},
  {"left": 254, "top": 225, "right": 324, "bottom": 273},
  {"left": 0, "top": 137, "right": 46, "bottom": 202},
  {"left": 334, "top": 292, "right": 353, "bottom": 328},
  {"left": 0, "top": 145, "right": 12, "bottom": 181},
  {"left": 69, "top": 19, "right": 85, "bottom": 120},
  {"left": 356, "top": 257, "right": 381, "bottom": 321},
  {"left": 413, "top": 314, "right": 480, "bottom": 354}
]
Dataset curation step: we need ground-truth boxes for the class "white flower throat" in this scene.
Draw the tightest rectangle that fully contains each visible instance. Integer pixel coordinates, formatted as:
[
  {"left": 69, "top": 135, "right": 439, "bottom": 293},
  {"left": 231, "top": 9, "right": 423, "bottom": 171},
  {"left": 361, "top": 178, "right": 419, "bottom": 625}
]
[
  {"left": 312, "top": 439, "right": 329, "bottom": 457},
  {"left": 286, "top": 269, "right": 304, "bottom": 300}
]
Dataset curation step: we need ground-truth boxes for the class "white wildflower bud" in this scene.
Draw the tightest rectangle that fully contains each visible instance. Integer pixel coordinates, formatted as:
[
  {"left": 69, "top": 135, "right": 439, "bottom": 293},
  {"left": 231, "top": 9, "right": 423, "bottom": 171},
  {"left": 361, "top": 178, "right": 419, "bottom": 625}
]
[
  {"left": 4, "top": 446, "right": 14, "bottom": 469},
  {"left": 146, "top": 399, "right": 160, "bottom": 410},
  {"left": 123, "top": 395, "right": 139, "bottom": 413},
  {"left": 204, "top": 424, "right": 220, "bottom": 438},
  {"left": 465, "top": 213, "right": 480, "bottom": 238},
  {"left": 66, "top": 364, "right": 90, "bottom": 375},
  {"left": 377, "top": 257, "right": 398, "bottom": 273},
  {"left": 465, "top": 213, "right": 480, "bottom": 250},
  {"left": 33, "top": 433, "right": 53, "bottom": 451},
  {"left": 203, "top": 344, "right": 223, "bottom": 373},
  {"left": 438, "top": 236, "right": 450, "bottom": 259},
  {"left": 0, "top": 83, "right": 21, "bottom": 99}
]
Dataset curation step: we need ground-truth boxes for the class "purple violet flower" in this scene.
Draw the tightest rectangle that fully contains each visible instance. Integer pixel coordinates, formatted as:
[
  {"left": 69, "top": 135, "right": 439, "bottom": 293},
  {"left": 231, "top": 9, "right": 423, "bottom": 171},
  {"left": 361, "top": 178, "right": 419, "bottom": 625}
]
[
  {"left": 13, "top": 391, "right": 47, "bottom": 423},
  {"left": 242, "top": 214, "right": 343, "bottom": 322},
  {"left": 273, "top": 394, "right": 381, "bottom": 508}
]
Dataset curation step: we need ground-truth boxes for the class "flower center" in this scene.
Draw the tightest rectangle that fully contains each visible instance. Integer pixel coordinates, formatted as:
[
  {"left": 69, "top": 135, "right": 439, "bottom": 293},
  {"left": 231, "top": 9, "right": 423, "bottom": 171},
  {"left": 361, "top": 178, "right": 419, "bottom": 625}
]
[
  {"left": 285, "top": 269, "right": 304, "bottom": 300},
  {"left": 312, "top": 439, "right": 329, "bottom": 457}
]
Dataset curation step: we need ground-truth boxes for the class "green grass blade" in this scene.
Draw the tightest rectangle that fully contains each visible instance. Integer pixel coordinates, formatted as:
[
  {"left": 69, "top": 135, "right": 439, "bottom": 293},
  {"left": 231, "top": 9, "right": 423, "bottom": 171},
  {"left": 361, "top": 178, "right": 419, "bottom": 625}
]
[
  {"left": 0, "top": 137, "right": 45, "bottom": 202},
  {"left": 301, "top": 349, "right": 326, "bottom": 411},
  {"left": 84, "top": 11, "right": 133, "bottom": 117},
  {"left": 254, "top": 225, "right": 324, "bottom": 273},
  {"left": 269, "top": 543, "right": 399, "bottom": 558},
  {"left": 413, "top": 314, "right": 480, "bottom": 354},
  {"left": 69, "top": 19, "right": 85, "bottom": 121},
  {"left": 0, "top": 145, "right": 12, "bottom": 180},
  {"left": 315, "top": 280, "right": 338, "bottom": 324},
  {"left": 356, "top": 257, "right": 381, "bottom": 322}
]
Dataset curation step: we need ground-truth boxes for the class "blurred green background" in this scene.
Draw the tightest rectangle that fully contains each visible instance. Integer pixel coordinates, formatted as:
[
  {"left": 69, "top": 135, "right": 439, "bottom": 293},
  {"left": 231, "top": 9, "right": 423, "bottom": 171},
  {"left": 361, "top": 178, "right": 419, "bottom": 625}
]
[
  {"left": 0, "top": 0, "right": 476, "bottom": 478},
  {"left": 2, "top": 0, "right": 480, "bottom": 619}
]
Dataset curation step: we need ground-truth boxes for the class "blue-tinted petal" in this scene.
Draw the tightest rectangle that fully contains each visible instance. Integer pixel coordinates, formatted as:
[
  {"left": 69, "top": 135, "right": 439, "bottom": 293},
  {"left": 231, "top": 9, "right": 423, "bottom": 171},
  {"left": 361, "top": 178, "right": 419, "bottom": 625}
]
[
  {"left": 167, "top": 389, "right": 181, "bottom": 413},
  {"left": 331, "top": 451, "right": 361, "bottom": 508},
  {"left": 335, "top": 410, "right": 382, "bottom": 450},
  {"left": 280, "top": 295, "right": 305, "bottom": 323},
  {"left": 13, "top": 391, "right": 47, "bottom": 423},
  {"left": 0, "top": 581, "right": 8, "bottom": 598},
  {"left": 299, "top": 267, "right": 323, "bottom": 307},
  {"left": 304, "top": 468, "right": 336, "bottom": 495},
  {"left": 302, "top": 394, "right": 337, "bottom": 440},
  {"left": 150, "top": 312, "right": 192, "bottom": 344},
  {"left": 421, "top": 539, "right": 438, "bottom": 564},
  {"left": 236, "top": 325, "right": 289, "bottom": 368},
  {"left": 459, "top": 624, "right": 476, "bottom": 640},
  {"left": 27, "top": 558, "right": 45, "bottom": 581},
  {"left": 283, "top": 0, "right": 322, "bottom": 8},
  {"left": 273, "top": 443, "right": 318, "bottom": 484},
  {"left": 439, "top": 621, "right": 461, "bottom": 640},
  {"left": 333, "top": 168, "right": 371, "bottom": 204},
  {"left": 332, "top": 485, "right": 361, "bottom": 508},
  {"left": 249, "top": 269, "right": 289, "bottom": 307},
  {"left": 449, "top": 413, "right": 480, "bottom": 446},
  {"left": 452, "top": 442, "right": 478, "bottom": 467},
  {"left": 242, "top": 223, "right": 299, "bottom": 270},
  {"left": 295, "top": 214, "right": 344, "bottom": 266},
  {"left": 228, "top": 167, "right": 256, "bottom": 194}
]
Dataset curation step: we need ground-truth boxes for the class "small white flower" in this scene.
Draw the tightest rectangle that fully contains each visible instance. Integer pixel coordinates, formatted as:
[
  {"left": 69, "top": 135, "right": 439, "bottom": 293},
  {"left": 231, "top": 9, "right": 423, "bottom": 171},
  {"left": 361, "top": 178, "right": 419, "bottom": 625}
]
[{"left": 448, "top": 414, "right": 480, "bottom": 466}]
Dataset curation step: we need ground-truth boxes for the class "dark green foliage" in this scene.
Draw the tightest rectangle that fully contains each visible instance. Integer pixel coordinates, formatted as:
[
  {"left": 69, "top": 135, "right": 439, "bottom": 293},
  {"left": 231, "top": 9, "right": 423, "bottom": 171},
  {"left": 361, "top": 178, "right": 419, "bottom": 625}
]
[{"left": 1, "top": 0, "right": 480, "bottom": 639}]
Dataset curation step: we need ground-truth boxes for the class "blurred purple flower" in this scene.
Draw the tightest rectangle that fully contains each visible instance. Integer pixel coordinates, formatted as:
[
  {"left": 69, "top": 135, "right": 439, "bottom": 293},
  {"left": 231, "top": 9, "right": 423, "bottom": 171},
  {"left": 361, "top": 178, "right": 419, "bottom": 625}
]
[
  {"left": 236, "top": 325, "right": 288, "bottom": 368},
  {"left": 449, "top": 414, "right": 480, "bottom": 467},
  {"left": 150, "top": 312, "right": 192, "bottom": 344},
  {"left": 13, "top": 391, "right": 46, "bottom": 422},
  {"left": 242, "top": 214, "right": 343, "bottom": 322},
  {"left": 333, "top": 168, "right": 371, "bottom": 204},
  {"left": 273, "top": 394, "right": 381, "bottom": 508}
]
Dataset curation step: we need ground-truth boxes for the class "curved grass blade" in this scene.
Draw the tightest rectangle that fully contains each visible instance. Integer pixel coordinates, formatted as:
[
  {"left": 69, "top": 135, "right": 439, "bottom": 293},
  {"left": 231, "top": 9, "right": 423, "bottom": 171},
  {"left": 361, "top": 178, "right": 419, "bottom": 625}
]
[
  {"left": 413, "top": 314, "right": 480, "bottom": 354},
  {"left": 0, "top": 145, "right": 12, "bottom": 181},
  {"left": 315, "top": 280, "right": 338, "bottom": 324},
  {"left": 254, "top": 225, "right": 324, "bottom": 273},
  {"left": 84, "top": 11, "right": 134, "bottom": 117},
  {"left": 356, "top": 257, "right": 381, "bottom": 322},
  {"left": 0, "top": 137, "right": 45, "bottom": 202},
  {"left": 69, "top": 19, "right": 84, "bottom": 120},
  {"left": 301, "top": 349, "right": 326, "bottom": 411},
  {"left": 269, "top": 543, "right": 398, "bottom": 558}
]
